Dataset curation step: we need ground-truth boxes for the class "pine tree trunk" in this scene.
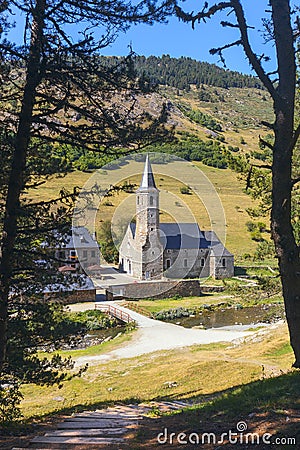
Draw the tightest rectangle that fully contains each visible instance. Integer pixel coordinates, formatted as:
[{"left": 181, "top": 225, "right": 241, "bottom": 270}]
[
  {"left": 0, "top": 0, "right": 45, "bottom": 371},
  {"left": 270, "top": 0, "right": 300, "bottom": 367}
]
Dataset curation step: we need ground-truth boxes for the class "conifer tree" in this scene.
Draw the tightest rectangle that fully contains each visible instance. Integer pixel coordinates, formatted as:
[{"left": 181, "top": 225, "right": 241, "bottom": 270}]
[
  {"left": 0, "top": 0, "right": 173, "bottom": 383},
  {"left": 173, "top": 0, "right": 300, "bottom": 366}
]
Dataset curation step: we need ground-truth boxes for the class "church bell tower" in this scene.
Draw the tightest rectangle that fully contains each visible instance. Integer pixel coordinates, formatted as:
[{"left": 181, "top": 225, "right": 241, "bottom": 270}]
[
  {"left": 135, "top": 155, "right": 163, "bottom": 279},
  {"left": 136, "top": 154, "right": 160, "bottom": 241}
]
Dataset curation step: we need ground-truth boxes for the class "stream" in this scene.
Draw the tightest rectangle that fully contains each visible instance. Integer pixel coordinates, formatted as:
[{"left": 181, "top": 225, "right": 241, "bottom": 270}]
[{"left": 169, "top": 304, "right": 285, "bottom": 330}]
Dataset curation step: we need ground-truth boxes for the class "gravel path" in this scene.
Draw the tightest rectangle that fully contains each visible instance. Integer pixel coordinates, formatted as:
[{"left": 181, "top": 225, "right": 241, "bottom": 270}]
[{"left": 74, "top": 302, "right": 254, "bottom": 367}]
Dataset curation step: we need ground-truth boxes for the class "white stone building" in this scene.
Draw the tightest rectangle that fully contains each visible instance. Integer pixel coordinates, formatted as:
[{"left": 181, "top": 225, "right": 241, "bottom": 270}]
[
  {"left": 53, "top": 226, "right": 100, "bottom": 271},
  {"left": 119, "top": 155, "right": 234, "bottom": 280}
]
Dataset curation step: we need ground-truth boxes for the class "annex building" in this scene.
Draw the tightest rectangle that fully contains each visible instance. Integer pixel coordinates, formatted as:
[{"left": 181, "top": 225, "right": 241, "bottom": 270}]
[{"left": 119, "top": 155, "right": 234, "bottom": 280}]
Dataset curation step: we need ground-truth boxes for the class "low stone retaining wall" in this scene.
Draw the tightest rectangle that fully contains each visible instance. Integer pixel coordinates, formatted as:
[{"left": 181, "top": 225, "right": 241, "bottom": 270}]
[
  {"left": 200, "top": 285, "right": 225, "bottom": 293},
  {"left": 106, "top": 280, "right": 201, "bottom": 300}
]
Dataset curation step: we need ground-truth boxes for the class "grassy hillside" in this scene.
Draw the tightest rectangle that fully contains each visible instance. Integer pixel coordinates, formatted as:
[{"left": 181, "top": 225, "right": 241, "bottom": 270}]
[
  {"left": 137, "top": 84, "right": 273, "bottom": 155},
  {"left": 26, "top": 55, "right": 275, "bottom": 260},
  {"left": 27, "top": 161, "right": 264, "bottom": 259}
]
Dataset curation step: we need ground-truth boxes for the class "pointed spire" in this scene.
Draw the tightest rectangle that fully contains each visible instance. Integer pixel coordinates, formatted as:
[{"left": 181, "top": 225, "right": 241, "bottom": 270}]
[{"left": 139, "top": 154, "right": 157, "bottom": 189}]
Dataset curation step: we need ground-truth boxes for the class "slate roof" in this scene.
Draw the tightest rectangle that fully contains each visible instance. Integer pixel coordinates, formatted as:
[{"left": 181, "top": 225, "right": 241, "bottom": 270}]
[
  {"left": 159, "top": 223, "right": 203, "bottom": 249},
  {"left": 129, "top": 222, "right": 232, "bottom": 256},
  {"left": 61, "top": 226, "right": 97, "bottom": 249}
]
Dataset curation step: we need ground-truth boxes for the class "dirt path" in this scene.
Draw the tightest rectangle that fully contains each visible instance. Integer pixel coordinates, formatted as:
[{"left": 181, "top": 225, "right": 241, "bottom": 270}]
[{"left": 74, "top": 302, "right": 255, "bottom": 367}]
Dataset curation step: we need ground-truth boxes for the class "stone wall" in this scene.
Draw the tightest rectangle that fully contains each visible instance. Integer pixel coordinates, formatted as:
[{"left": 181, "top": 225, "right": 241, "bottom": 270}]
[
  {"left": 210, "top": 255, "right": 234, "bottom": 279},
  {"left": 200, "top": 285, "right": 225, "bottom": 293},
  {"left": 106, "top": 279, "right": 201, "bottom": 300},
  {"left": 44, "top": 289, "right": 96, "bottom": 304},
  {"left": 163, "top": 248, "right": 210, "bottom": 279}
]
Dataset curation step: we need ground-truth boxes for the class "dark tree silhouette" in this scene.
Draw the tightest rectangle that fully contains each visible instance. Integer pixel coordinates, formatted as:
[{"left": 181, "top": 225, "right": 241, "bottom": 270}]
[
  {"left": 173, "top": 0, "right": 300, "bottom": 366},
  {"left": 0, "top": 0, "right": 173, "bottom": 378}
]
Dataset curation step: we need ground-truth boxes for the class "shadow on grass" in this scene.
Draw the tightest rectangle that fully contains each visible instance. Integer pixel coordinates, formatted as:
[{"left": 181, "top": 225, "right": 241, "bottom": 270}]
[
  {"left": 234, "top": 266, "right": 248, "bottom": 276},
  {"left": 5, "top": 371, "right": 300, "bottom": 449},
  {"left": 135, "top": 371, "right": 300, "bottom": 449}
]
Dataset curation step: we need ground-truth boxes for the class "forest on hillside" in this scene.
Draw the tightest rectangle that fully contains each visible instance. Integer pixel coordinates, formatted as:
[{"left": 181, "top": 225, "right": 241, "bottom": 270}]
[{"left": 102, "top": 54, "right": 263, "bottom": 91}]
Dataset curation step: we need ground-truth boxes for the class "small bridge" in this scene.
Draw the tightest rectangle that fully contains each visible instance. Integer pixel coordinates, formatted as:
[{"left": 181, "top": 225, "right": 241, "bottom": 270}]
[
  {"left": 95, "top": 303, "right": 135, "bottom": 324},
  {"left": 121, "top": 301, "right": 154, "bottom": 319}
]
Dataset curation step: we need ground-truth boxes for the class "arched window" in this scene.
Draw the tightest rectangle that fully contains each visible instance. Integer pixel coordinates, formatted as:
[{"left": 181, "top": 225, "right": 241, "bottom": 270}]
[
  {"left": 150, "top": 196, "right": 154, "bottom": 206},
  {"left": 222, "top": 258, "right": 226, "bottom": 267},
  {"left": 137, "top": 196, "right": 140, "bottom": 205}
]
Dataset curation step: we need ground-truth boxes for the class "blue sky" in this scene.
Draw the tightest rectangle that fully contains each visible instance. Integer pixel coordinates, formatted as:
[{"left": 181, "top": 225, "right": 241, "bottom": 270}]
[
  {"left": 7, "top": 1, "right": 276, "bottom": 75},
  {"left": 100, "top": 1, "right": 276, "bottom": 75}
]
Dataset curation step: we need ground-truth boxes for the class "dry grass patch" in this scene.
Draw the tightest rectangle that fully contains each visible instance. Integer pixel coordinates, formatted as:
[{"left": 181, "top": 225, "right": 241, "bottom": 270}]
[{"left": 20, "top": 323, "right": 291, "bottom": 421}]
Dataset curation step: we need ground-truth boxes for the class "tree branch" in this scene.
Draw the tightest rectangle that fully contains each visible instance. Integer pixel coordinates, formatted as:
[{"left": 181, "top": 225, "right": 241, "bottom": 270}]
[
  {"left": 259, "top": 135, "right": 274, "bottom": 152},
  {"left": 289, "top": 123, "right": 300, "bottom": 152},
  {"left": 231, "top": 0, "right": 279, "bottom": 102},
  {"left": 291, "top": 176, "right": 300, "bottom": 187},
  {"left": 261, "top": 120, "right": 275, "bottom": 130},
  {"left": 210, "top": 39, "right": 242, "bottom": 66},
  {"left": 175, "top": 2, "right": 232, "bottom": 29},
  {"left": 221, "top": 20, "right": 254, "bottom": 29},
  {"left": 252, "top": 163, "right": 272, "bottom": 170}
]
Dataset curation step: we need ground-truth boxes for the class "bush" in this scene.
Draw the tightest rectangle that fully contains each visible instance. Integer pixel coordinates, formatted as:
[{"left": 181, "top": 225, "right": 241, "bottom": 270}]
[
  {"left": 0, "top": 375, "right": 23, "bottom": 427},
  {"left": 154, "top": 307, "right": 194, "bottom": 321},
  {"left": 257, "top": 221, "right": 267, "bottom": 232},
  {"left": 250, "top": 230, "right": 264, "bottom": 242},
  {"left": 180, "top": 186, "right": 191, "bottom": 195},
  {"left": 246, "top": 221, "right": 256, "bottom": 232},
  {"left": 71, "top": 310, "right": 119, "bottom": 330},
  {"left": 254, "top": 240, "right": 276, "bottom": 260}
]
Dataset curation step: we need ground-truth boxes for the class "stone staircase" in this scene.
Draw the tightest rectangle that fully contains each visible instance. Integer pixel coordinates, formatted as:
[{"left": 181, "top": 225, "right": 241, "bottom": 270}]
[{"left": 12, "top": 401, "right": 190, "bottom": 449}]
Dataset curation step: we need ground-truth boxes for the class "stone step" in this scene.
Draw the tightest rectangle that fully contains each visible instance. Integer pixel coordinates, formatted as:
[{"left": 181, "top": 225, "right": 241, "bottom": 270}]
[
  {"left": 31, "top": 436, "right": 124, "bottom": 445},
  {"left": 68, "top": 415, "right": 140, "bottom": 421},
  {"left": 105, "top": 406, "right": 141, "bottom": 411},
  {"left": 44, "top": 428, "right": 127, "bottom": 437},
  {"left": 75, "top": 412, "right": 141, "bottom": 419},
  {"left": 57, "top": 420, "right": 133, "bottom": 429}
]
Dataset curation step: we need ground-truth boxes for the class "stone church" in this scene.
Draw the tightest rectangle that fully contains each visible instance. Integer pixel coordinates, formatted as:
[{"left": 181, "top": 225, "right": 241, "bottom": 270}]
[{"left": 119, "top": 155, "right": 234, "bottom": 280}]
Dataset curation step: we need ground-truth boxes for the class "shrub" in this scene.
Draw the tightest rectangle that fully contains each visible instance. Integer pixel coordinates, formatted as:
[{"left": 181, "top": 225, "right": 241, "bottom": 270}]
[
  {"left": 254, "top": 241, "right": 276, "bottom": 260},
  {"left": 180, "top": 186, "right": 191, "bottom": 195},
  {"left": 246, "top": 221, "right": 256, "bottom": 232},
  {"left": 250, "top": 230, "right": 264, "bottom": 242},
  {"left": 0, "top": 375, "right": 23, "bottom": 427}
]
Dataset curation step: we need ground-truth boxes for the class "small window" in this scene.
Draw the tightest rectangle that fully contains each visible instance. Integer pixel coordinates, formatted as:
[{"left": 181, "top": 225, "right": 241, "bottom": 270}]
[
  {"left": 150, "top": 196, "right": 154, "bottom": 206},
  {"left": 91, "top": 250, "right": 96, "bottom": 258},
  {"left": 166, "top": 259, "right": 171, "bottom": 269},
  {"left": 150, "top": 227, "right": 154, "bottom": 231},
  {"left": 83, "top": 250, "right": 87, "bottom": 258},
  {"left": 222, "top": 258, "right": 226, "bottom": 267},
  {"left": 183, "top": 258, "right": 188, "bottom": 268},
  {"left": 201, "top": 258, "right": 205, "bottom": 267},
  {"left": 137, "top": 196, "right": 140, "bottom": 205}
]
